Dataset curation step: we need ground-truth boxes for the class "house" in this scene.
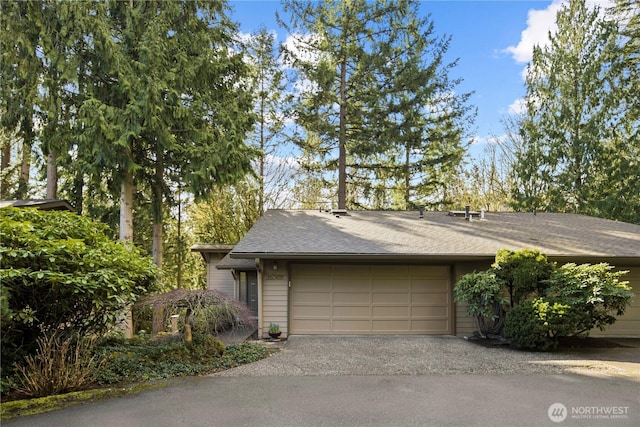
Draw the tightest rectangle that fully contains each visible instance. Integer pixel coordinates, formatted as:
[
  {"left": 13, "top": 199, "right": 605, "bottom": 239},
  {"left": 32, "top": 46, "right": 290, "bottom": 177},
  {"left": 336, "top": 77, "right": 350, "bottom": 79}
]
[{"left": 199, "top": 209, "right": 640, "bottom": 339}]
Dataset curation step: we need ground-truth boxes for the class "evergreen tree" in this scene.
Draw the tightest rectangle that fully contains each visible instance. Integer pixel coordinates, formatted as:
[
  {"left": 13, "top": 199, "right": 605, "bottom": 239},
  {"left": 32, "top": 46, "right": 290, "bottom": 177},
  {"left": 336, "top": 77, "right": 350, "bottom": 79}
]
[
  {"left": 513, "top": 0, "right": 639, "bottom": 223},
  {"left": 280, "top": 0, "right": 474, "bottom": 210},
  {"left": 245, "top": 28, "right": 295, "bottom": 212}
]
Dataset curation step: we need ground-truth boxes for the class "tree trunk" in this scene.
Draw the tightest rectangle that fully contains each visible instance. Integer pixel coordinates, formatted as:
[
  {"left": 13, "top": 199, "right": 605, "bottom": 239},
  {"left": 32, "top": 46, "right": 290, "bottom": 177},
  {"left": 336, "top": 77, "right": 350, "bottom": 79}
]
[
  {"left": 404, "top": 143, "right": 411, "bottom": 208},
  {"left": 16, "top": 136, "right": 31, "bottom": 199},
  {"left": 338, "top": 58, "right": 347, "bottom": 209},
  {"left": 120, "top": 170, "right": 134, "bottom": 242},
  {"left": 1, "top": 141, "right": 11, "bottom": 198},
  {"left": 184, "top": 308, "right": 193, "bottom": 345},
  {"left": 152, "top": 149, "right": 163, "bottom": 268},
  {"left": 46, "top": 151, "right": 57, "bottom": 199},
  {"left": 152, "top": 302, "right": 165, "bottom": 336},
  {"left": 120, "top": 169, "right": 134, "bottom": 339},
  {"left": 71, "top": 167, "right": 84, "bottom": 214}
]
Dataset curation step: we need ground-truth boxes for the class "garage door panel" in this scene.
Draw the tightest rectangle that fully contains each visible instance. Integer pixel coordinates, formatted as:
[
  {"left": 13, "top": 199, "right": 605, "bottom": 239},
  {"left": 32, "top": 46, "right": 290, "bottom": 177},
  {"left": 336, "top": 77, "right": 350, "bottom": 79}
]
[
  {"left": 412, "top": 292, "right": 448, "bottom": 305},
  {"left": 333, "top": 279, "right": 370, "bottom": 291},
  {"left": 410, "top": 320, "right": 450, "bottom": 332},
  {"left": 333, "top": 306, "right": 370, "bottom": 317},
  {"left": 291, "top": 264, "right": 451, "bottom": 335},
  {"left": 333, "top": 265, "right": 369, "bottom": 277},
  {"left": 371, "top": 265, "right": 409, "bottom": 277},
  {"left": 372, "top": 320, "right": 410, "bottom": 332},
  {"left": 291, "top": 305, "right": 331, "bottom": 317},
  {"left": 292, "top": 278, "right": 328, "bottom": 290},
  {"left": 333, "top": 320, "right": 371, "bottom": 331},
  {"left": 293, "top": 291, "right": 331, "bottom": 304},
  {"left": 333, "top": 292, "right": 371, "bottom": 304},
  {"left": 411, "top": 279, "right": 447, "bottom": 291},
  {"left": 372, "top": 305, "right": 410, "bottom": 317},
  {"left": 372, "top": 292, "right": 410, "bottom": 304},
  {"left": 372, "top": 279, "right": 410, "bottom": 291},
  {"left": 411, "top": 306, "right": 449, "bottom": 317},
  {"left": 294, "top": 319, "right": 332, "bottom": 332}
]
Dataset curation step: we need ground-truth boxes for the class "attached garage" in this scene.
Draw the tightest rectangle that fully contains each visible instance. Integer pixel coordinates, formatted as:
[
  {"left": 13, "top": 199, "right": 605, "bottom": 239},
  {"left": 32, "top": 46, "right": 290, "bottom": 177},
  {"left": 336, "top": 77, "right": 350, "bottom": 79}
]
[
  {"left": 290, "top": 264, "right": 452, "bottom": 335},
  {"left": 224, "top": 209, "right": 640, "bottom": 339}
]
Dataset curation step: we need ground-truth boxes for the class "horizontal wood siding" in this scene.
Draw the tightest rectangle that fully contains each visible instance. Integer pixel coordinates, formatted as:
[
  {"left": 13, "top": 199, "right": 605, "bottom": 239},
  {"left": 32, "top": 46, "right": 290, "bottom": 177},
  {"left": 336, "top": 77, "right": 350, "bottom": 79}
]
[{"left": 262, "top": 262, "right": 289, "bottom": 337}]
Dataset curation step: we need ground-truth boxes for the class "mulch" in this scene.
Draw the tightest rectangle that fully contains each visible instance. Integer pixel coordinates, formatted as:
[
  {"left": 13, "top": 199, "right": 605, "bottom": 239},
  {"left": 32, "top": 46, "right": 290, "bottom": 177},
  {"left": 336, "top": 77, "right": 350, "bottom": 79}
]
[{"left": 466, "top": 334, "right": 632, "bottom": 350}]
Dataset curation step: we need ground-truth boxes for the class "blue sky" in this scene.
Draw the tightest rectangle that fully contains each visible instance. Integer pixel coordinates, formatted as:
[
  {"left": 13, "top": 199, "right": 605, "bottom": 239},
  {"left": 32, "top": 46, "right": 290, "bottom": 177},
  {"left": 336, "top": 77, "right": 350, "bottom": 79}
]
[{"left": 227, "top": 0, "right": 598, "bottom": 159}]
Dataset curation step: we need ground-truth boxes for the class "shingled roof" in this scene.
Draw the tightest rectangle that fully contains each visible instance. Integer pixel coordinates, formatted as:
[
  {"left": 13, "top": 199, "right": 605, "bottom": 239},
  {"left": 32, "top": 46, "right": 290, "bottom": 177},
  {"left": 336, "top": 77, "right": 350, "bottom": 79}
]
[{"left": 230, "top": 210, "right": 640, "bottom": 264}]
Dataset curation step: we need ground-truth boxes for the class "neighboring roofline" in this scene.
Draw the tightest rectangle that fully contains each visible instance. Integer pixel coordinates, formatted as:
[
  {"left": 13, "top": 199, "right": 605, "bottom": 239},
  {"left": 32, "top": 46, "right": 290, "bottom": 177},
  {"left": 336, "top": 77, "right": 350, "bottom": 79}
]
[
  {"left": 190, "top": 243, "right": 235, "bottom": 253},
  {"left": 190, "top": 244, "right": 234, "bottom": 263},
  {"left": 0, "top": 199, "right": 74, "bottom": 211},
  {"left": 229, "top": 252, "right": 640, "bottom": 266}
]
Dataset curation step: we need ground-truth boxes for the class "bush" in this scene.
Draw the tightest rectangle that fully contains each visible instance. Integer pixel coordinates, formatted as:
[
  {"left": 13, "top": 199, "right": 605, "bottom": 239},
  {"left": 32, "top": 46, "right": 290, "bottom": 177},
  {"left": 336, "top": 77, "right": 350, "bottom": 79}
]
[
  {"left": 504, "top": 298, "right": 578, "bottom": 350},
  {"left": 12, "top": 332, "right": 105, "bottom": 397},
  {"left": 454, "top": 271, "right": 505, "bottom": 336},
  {"left": 0, "top": 208, "right": 158, "bottom": 373},
  {"left": 492, "top": 249, "right": 555, "bottom": 307},
  {"left": 547, "top": 263, "right": 632, "bottom": 334}
]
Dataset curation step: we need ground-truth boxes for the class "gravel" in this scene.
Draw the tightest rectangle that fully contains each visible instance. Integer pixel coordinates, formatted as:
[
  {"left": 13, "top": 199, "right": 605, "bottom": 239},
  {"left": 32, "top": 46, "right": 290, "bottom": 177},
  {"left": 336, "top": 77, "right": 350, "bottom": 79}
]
[{"left": 213, "top": 335, "right": 640, "bottom": 378}]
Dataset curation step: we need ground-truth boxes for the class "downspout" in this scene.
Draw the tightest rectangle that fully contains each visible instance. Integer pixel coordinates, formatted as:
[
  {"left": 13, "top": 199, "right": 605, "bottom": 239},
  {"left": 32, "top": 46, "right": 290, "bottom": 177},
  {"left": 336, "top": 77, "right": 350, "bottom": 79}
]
[{"left": 255, "top": 258, "right": 263, "bottom": 337}]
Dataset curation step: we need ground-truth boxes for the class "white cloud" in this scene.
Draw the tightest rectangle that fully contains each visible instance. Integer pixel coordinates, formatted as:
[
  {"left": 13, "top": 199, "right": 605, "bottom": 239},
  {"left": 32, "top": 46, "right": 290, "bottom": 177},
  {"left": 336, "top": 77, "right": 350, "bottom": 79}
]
[
  {"left": 508, "top": 98, "right": 527, "bottom": 115},
  {"left": 504, "top": 0, "right": 616, "bottom": 65},
  {"left": 282, "top": 33, "right": 321, "bottom": 68},
  {"left": 503, "top": 0, "right": 564, "bottom": 64}
]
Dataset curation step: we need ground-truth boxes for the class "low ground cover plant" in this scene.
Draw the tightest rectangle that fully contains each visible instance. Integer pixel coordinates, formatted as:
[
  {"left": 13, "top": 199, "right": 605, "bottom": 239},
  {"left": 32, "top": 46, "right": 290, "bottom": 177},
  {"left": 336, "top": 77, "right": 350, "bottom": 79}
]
[
  {"left": 455, "top": 249, "right": 632, "bottom": 350},
  {"left": 3, "top": 331, "right": 272, "bottom": 400},
  {"left": 95, "top": 333, "right": 270, "bottom": 385}
]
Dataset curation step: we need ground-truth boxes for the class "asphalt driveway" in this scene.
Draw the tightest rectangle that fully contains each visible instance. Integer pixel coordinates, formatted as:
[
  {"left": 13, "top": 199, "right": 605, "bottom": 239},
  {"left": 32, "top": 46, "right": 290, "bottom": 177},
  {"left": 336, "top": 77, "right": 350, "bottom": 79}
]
[
  {"left": 215, "top": 335, "right": 640, "bottom": 379},
  {"left": 5, "top": 336, "right": 639, "bottom": 427}
]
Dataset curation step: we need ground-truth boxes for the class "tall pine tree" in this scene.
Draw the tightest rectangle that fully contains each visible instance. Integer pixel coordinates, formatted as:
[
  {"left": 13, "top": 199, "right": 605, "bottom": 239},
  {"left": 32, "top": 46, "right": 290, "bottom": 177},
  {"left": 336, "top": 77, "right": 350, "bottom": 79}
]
[
  {"left": 280, "top": 0, "right": 474, "bottom": 210},
  {"left": 513, "top": 0, "right": 639, "bottom": 223}
]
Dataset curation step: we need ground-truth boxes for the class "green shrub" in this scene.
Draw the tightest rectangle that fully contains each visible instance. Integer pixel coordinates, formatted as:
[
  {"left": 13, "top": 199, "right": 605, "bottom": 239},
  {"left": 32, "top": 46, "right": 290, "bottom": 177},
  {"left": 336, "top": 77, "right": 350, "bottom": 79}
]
[
  {"left": 493, "top": 249, "right": 555, "bottom": 307},
  {"left": 546, "top": 263, "right": 632, "bottom": 334},
  {"left": 504, "top": 298, "right": 577, "bottom": 350},
  {"left": 0, "top": 208, "right": 158, "bottom": 373},
  {"left": 13, "top": 332, "right": 105, "bottom": 397},
  {"left": 454, "top": 271, "right": 505, "bottom": 336}
]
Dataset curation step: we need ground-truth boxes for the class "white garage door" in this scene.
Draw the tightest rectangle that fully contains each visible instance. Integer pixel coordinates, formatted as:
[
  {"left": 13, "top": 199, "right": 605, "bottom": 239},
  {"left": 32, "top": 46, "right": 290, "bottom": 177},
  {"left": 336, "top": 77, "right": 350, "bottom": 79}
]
[{"left": 290, "top": 264, "right": 452, "bottom": 334}]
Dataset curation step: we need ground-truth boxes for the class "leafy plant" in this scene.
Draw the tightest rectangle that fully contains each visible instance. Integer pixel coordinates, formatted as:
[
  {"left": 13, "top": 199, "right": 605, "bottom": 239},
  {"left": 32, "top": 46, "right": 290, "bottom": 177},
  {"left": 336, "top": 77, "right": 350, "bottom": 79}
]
[
  {"left": 0, "top": 208, "right": 158, "bottom": 373},
  {"left": 492, "top": 249, "right": 555, "bottom": 307},
  {"left": 454, "top": 271, "right": 505, "bottom": 337},
  {"left": 546, "top": 263, "right": 632, "bottom": 334},
  {"left": 268, "top": 323, "right": 280, "bottom": 334},
  {"left": 504, "top": 298, "right": 578, "bottom": 350}
]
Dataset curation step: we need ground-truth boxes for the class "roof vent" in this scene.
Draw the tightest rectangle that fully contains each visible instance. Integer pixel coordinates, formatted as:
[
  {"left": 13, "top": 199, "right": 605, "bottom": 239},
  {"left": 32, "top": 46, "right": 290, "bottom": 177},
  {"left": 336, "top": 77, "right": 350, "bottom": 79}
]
[
  {"left": 447, "top": 207, "right": 481, "bottom": 220},
  {"left": 331, "top": 209, "right": 348, "bottom": 217}
]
